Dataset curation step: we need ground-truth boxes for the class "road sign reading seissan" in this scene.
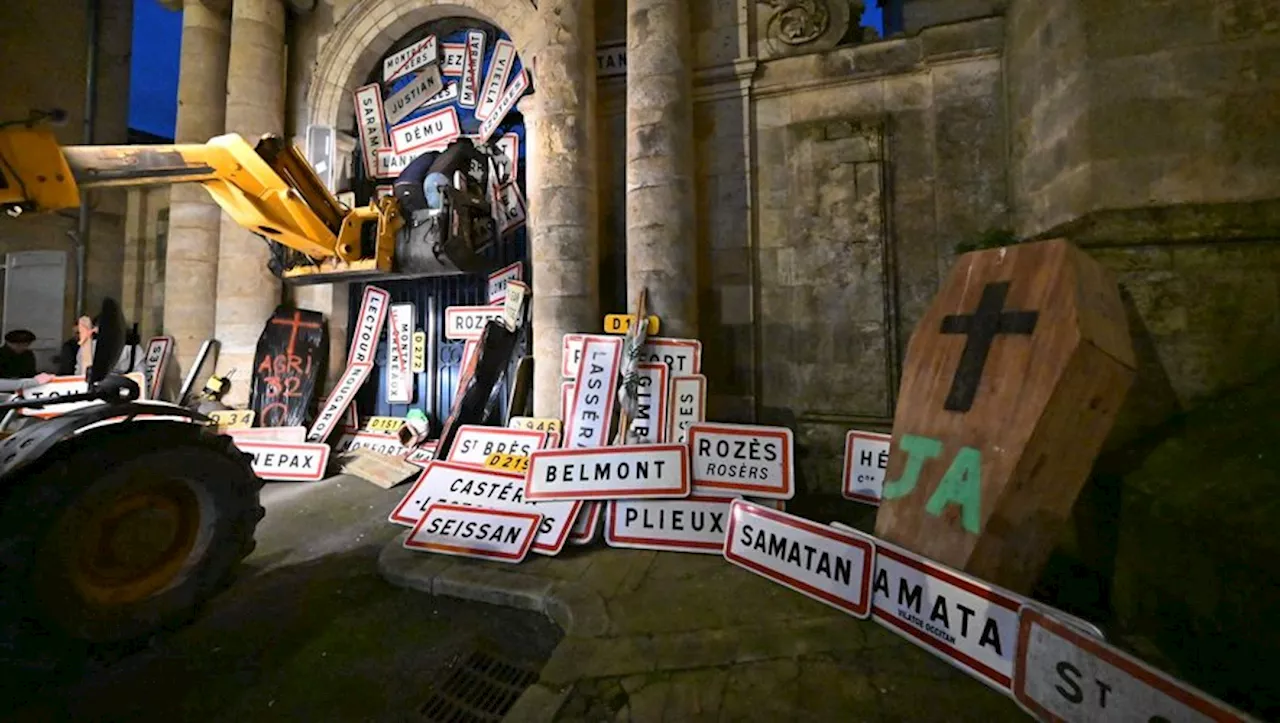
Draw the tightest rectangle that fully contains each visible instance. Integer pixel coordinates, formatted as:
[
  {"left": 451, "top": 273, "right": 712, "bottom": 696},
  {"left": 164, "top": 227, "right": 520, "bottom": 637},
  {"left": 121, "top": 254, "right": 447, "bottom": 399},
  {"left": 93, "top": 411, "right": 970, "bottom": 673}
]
[
  {"left": 235, "top": 441, "right": 330, "bottom": 482},
  {"left": 843, "top": 430, "right": 891, "bottom": 505},
  {"left": 606, "top": 495, "right": 785, "bottom": 555},
  {"left": 405, "top": 502, "right": 540, "bottom": 564},
  {"left": 688, "top": 423, "right": 795, "bottom": 499},
  {"left": 444, "top": 305, "right": 504, "bottom": 340},
  {"left": 388, "top": 460, "right": 581, "bottom": 555},
  {"left": 1013, "top": 606, "right": 1253, "bottom": 723},
  {"left": 723, "top": 499, "right": 875, "bottom": 618},
  {"left": 563, "top": 336, "right": 622, "bottom": 448},
  {"left": 525, "top": 444, "right": 690, "bottom": 501},
  {"left": 627, "top": 362, "right": 669, "bottom": 444},
  {"left": 447, "top": 425, "right": 551, "bottom": 466},
  {"left": 667, "top": 374, "right": 706, "bottom": 444}
]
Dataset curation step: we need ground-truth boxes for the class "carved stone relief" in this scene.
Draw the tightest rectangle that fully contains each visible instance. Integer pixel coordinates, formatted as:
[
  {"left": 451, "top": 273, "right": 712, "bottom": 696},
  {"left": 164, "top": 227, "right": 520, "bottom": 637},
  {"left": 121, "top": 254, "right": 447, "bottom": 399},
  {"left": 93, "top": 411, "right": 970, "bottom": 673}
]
[{"left": 756, "top": 0, "right": 862, "bottom": 60}]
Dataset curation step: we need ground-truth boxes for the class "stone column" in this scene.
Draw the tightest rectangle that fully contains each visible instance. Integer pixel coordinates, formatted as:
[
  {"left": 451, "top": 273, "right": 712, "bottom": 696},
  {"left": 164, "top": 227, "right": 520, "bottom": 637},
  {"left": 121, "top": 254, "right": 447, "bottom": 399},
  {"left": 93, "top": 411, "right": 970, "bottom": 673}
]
[
  {"left": 625, "top": 0, "right": 698, "bottom": 338},
  {"left": 214, "top": 0, "right": 286, "bottom": 405},
  {"left": 163, "top": 0, "right": 231, "bottom": 379},
  {"left": 528, "top": 0, "right": 601, "bottom": 418}
]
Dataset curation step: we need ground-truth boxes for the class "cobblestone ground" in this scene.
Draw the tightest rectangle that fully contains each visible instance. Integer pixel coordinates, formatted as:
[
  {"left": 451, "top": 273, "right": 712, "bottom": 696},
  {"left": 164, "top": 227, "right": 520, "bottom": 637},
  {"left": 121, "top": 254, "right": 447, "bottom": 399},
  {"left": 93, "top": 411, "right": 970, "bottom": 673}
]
[{"left": 380, "top": 540, "right": 1029, "bottom": 722}]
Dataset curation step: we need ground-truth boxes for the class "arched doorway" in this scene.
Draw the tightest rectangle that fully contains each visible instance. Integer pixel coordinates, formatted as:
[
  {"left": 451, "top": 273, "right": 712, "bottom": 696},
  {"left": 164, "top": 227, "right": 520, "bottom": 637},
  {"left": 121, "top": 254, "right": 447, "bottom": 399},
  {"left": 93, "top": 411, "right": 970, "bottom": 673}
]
[{"left": 345, "top": 16, "right": 532, "bottom": 427}]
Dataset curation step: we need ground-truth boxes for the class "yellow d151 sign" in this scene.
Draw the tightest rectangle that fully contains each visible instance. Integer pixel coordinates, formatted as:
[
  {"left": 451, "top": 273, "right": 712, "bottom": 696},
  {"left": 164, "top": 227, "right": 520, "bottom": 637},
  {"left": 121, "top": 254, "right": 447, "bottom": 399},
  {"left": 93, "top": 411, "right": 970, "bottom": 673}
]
[{"left": 604, "top": 314, "right": 659, "bottom": 335}]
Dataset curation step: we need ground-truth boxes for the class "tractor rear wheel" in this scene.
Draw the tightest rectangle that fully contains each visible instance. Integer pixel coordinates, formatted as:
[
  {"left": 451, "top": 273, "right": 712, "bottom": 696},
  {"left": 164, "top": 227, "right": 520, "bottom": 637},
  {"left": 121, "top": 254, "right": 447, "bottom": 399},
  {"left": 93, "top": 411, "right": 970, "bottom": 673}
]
[{"left": 0, "top": 424, "right": 264, "bottom": 644}]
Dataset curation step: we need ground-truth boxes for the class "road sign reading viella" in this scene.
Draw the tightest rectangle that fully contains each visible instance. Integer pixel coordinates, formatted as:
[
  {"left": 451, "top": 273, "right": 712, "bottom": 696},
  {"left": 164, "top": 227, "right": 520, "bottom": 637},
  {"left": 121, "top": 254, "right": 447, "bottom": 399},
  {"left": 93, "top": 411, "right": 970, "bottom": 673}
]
[
  {"left": 405, "top": 502, "right": 540, "bottom": 564},
  {"left": 1013, "top": 606, "right": 1255, "bottom": 723},
  {"left": 723, "top": 500, "right": 875, "bottom": 618},
  {"left": 688, "top": 422, "right": 794, "bottom": 499},
  {"left": 525, "top": 444, "right": 690, "bottom": 501}
]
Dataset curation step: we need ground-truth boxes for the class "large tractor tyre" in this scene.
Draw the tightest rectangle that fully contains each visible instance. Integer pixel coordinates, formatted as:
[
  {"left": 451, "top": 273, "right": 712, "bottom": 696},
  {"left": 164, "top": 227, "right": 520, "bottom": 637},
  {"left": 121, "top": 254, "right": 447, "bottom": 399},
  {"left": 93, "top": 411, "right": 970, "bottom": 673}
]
[{"left": 0, "top": 424, "right": 264, "bottom": 644}]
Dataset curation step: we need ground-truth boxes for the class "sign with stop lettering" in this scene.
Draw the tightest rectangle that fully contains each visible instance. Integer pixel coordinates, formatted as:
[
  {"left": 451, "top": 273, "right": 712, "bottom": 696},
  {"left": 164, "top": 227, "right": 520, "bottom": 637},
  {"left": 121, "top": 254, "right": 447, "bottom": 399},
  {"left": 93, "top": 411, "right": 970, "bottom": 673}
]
[
  {"left": 688, "top": 422, "right": 794, "bottom": 500},
  {"left": 842, "top": 430, "right": 891, "bottom": 505}
]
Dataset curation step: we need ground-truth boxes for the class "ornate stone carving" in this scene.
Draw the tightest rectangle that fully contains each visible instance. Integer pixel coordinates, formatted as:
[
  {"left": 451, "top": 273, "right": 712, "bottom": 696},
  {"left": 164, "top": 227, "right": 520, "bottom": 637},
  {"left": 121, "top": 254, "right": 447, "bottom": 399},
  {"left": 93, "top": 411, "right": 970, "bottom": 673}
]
[{"left": 756, "top": 0, "right": 857, "bottom": 60}]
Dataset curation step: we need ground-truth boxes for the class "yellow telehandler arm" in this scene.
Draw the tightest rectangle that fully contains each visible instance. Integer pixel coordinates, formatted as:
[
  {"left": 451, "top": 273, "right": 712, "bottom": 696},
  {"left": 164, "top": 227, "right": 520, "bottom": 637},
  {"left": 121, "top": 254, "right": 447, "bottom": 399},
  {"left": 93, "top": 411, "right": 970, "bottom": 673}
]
[{"left": 0, "top": 117, "right": 399, "bottom": 280}]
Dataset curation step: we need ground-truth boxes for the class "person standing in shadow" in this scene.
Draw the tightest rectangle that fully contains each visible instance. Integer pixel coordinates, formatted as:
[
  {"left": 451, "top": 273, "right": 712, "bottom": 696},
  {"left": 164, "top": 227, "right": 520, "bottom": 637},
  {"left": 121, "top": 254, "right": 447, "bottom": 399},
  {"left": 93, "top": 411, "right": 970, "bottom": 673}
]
[{"left": 0, "top": 330, "right": 38, "bottom": 379}]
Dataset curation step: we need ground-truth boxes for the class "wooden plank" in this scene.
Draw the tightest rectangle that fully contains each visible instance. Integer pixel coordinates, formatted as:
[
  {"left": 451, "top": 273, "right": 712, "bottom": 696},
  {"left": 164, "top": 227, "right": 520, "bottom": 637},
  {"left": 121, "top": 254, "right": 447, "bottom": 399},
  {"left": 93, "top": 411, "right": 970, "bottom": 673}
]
[{"left": 873, "top": 239, "right": 1136, "bottom": 593}]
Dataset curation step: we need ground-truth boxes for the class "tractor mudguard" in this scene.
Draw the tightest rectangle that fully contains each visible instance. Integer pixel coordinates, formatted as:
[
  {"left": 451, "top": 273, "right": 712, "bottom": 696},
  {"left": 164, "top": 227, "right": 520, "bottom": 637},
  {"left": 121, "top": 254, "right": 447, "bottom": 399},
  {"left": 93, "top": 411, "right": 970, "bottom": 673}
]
[{"left": 0, "top": 402, "right": 208, "bottom": 486}]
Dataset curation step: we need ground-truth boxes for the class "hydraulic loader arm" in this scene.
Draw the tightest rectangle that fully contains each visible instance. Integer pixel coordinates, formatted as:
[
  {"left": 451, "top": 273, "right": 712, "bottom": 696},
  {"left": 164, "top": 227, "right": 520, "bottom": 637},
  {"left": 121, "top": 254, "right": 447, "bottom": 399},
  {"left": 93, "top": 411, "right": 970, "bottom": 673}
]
[{"left": 0, "top": 120, "right": 367, "bottom": 264}]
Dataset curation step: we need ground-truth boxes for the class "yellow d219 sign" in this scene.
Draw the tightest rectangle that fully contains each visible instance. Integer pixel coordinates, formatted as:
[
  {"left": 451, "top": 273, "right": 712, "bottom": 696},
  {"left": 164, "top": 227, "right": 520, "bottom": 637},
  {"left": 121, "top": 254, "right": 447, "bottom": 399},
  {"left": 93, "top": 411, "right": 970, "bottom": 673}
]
[{"left": 604, "top": 314, "right": 659, "bottom": 335}]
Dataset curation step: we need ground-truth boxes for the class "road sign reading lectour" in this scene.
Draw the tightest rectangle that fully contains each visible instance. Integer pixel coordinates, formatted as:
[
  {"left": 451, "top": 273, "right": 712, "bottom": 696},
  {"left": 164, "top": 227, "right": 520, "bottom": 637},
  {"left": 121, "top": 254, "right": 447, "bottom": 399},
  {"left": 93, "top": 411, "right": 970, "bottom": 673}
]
[
  {"left": 688, "top": 422, "right": 794, "bottom": 499},
  {"left": 723, "top": 500, "right": 874, "bottom": 618},
  {"left": 1013, "top": 607, "right": 1254, "bottom": 723},
  {"left": 525, "top": 444, "right": 690, "bottom": 501},
  {"left": 875, "top": 240, "right": 1137, "bottom": 594}
]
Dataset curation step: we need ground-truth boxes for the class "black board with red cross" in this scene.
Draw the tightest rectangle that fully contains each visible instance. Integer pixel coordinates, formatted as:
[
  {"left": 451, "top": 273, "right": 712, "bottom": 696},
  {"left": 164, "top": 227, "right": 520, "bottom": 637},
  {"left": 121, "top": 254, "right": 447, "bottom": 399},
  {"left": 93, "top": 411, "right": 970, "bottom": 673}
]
[{"left": 251, "top": 306, "right": 329, "bottom": 428}]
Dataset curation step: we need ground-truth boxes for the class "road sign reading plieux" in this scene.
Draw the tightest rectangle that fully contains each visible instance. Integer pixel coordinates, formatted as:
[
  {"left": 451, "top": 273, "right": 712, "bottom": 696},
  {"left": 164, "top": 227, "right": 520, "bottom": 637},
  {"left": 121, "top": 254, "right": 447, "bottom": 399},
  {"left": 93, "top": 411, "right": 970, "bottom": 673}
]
[{"left": 1013, "top": 606, "right": 1256, "bottom": 723}]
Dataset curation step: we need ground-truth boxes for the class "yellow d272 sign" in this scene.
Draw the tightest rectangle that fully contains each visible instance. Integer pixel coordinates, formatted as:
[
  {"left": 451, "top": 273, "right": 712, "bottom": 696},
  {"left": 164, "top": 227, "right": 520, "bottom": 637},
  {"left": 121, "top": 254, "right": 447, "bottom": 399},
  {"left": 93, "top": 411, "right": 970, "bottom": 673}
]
[{"left": 604, "top": 314, "right": 659, "bottom": 335}]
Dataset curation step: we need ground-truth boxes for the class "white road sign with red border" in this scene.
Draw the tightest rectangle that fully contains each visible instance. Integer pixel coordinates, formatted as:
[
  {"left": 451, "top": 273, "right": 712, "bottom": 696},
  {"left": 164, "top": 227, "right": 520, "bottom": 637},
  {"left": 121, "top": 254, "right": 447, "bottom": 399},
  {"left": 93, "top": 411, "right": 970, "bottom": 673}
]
[
  {"left": 688, "top": 422, "right": 795, "bottom": 499},
  {"left": 444, "top": 305, "right": 504, "bottom": 340},
  {"left": 486, "top": 261, "right": 522, "bottom": 305},
  {"left": 627, "top": 362, "right": 669, "bottom": 444},
  {"left": 447, "top": 424, "right": 551, "bottom": 466},
  {"left": 563, "top": 336, "right": 622, "bottom": 449},
  {"left": 723, "top": 500, "right": 875, "bottom": 618},
  {"left": 405, "top": 502, "right": 539, "bottom": 564},
  {"left": 605, "top": 495, "right": 783, "bottom": 555},
  {"left": 666, "top": 374, "right": 705, "bottom": 444},
  {"left": 842, "top": 429, "right": 891, "bottom": 505},
  {"left": 235, "top": 441, "right": 330, "bottom": 482},
  {"left": 525, "top": 444, "right": 690, "bottom": 501},
  {"left": 562, "top": 334, "right": 703, "bottom": 379}
]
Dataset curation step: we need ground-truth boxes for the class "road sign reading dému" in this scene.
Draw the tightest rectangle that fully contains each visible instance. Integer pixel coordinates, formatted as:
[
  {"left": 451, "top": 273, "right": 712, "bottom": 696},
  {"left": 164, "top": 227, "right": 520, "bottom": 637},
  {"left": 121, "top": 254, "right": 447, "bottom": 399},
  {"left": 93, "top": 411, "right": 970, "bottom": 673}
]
[
  {"left": 526, "top": 444, "right": 691, "bottom": 501},
  {"left": 724, "top": 500, "right": 875, "bottom": 619},
  {"left": 688, "top": 422, "right": 795, "bottom": 499},
  {"left": 405, "top": 502, "right": 540, "bottom": 563},
  {"left": 388, "top": 459, "right": 581, "bottom": 555},
  {"left": 1013, "top": 606, "right": 1255, "bottom": 723}
]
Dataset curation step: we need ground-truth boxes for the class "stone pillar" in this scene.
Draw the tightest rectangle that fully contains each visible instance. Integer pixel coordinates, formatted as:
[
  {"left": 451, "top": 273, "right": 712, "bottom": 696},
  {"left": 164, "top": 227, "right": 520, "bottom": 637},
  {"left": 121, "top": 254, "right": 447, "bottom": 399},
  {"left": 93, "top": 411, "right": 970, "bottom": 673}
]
[
  {"left": 625, "top": 0, "right": 698, "bottom": 338},
  {"left": 214, "top": 0, "right": 286, "bottom": 405},
  {"left": 163, "top": 0, "right": 231, "bottom": 378},
  {"left": 528, "top": 0, "right": 601, "bottom": 418}
]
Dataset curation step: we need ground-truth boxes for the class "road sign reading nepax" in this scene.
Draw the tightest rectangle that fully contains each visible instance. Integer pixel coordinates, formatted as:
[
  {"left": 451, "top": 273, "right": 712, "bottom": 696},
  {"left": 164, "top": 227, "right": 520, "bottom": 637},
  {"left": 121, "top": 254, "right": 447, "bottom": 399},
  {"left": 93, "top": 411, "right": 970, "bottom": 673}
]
[
  {"left": 405, "top": 503, "right": 541, "bottom": 564},
  {"left": 688, "top": 422, "right": 794, "bottom": 499},
  {"left": 388, "top": 459, "right": 581, "bottom": 555},
  {"left": 235, "top": 441, "right": 330, "bottom": 482},
  {"left": 1013, "top": 607, "right": 1254, "bottom": 723},
  {"left": 874, "top": 239, "right": 1137, "bottom": 593},
  {"left": 525, "top": 444, "right": 690, "bottom": 501},
  {"left": 723, "top": 500, "right": 875, "bottom": 618}
]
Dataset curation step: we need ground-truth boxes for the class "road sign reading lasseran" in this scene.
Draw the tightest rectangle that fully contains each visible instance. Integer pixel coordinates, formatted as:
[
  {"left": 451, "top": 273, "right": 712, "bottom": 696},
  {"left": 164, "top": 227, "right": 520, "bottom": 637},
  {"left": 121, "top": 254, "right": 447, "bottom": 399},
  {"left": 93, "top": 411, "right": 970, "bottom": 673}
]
[
  {"left": 388, "top": 460, "right": 581, "bottom": 556},
  {"left": 688, "top": 422, "right": 795, "bottom": 499},
  {"left": 1013, "top": 606, "right": 1255, "bottom": 723},
  {"left": 842, "top": 430, "right": 891, "bottom": 505},
  {"left": 405, "top": 502, "right": 540, "bottom": 564},
  {"left": 525, "top": 444, "right": 691, "bottom": 501},
  {"left": 723, "top": 500, "right": 875, "bottom": 618},
  {"left": 563, "top": 336, "right": 622, "bottom": 449}
]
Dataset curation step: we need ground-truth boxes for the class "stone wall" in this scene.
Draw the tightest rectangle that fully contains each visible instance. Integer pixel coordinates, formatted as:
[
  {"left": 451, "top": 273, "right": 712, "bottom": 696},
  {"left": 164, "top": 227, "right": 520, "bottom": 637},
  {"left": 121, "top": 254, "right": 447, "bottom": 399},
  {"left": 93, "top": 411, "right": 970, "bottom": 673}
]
[{"left": 0, "top": 0, "right": 133, "bottom": 336}]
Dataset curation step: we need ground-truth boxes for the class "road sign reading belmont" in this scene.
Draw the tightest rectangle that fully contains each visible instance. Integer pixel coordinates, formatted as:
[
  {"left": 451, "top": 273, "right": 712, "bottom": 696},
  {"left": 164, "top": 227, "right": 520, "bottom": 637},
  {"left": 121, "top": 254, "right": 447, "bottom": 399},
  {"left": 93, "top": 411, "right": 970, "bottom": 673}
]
[
  {"left": 405, "top": 502, "right": 540, "bottom": 564},
  {"left": 444, "top": 305, "right": 504, "bottom": 340},
  {"left": 235, "top": 441, "right": 330, "bottom": 482},
  {"left": 525, "top": 444, "right": 690, "bottom": 501},
  {"left": 1013, "top": 606, "right": 1254, "bottom": 723},
  {"left": 723, "top": 500, "right": 875, "bottom": 618},
  {"left": 688, "top": 422, "right": 795, "bottom": 499},
  {"left": 448, "top": 425, "right": 550, "bottom": 466},
  {"left": 843, "top": 430, "right": 891, "bottom": 505},
  {"left": 388, "top": 459, "right": 580, "bottom": 555}
]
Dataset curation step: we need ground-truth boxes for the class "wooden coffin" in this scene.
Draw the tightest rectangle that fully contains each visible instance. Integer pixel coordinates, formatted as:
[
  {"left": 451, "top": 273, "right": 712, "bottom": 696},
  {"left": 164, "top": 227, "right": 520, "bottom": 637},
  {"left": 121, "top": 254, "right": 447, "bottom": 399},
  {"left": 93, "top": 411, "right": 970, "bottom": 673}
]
[{"left": 873, "top": 239, "right": 1136, "bottom": 593}]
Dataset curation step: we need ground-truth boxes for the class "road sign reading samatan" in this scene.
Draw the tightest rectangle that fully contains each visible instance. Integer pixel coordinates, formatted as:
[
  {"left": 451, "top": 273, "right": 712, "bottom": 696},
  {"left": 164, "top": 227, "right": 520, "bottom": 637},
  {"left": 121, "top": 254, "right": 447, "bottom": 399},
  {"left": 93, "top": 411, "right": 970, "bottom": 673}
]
[
  {"left": 388, "top": 459, "right": 581, "bottom": 555},
  {"left": 405, "top": 502, "right": 540, "bottom": 564},
  {"left": 723, "top": 500, "right": 875, "bottom": 618},
  {"left": 525, "top": 444, "right": 690, "bottom": 501},
  {"left": 688, "top": 422, "right": 794, "bottom": 499}
]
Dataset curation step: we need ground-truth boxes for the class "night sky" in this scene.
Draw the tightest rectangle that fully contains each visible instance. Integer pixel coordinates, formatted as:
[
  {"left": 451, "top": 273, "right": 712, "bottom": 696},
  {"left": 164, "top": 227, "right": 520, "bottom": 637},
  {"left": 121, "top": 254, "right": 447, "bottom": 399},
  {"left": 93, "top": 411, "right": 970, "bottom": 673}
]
[{"left": 126, "top": 1, "right": 885, "bottom": 140}]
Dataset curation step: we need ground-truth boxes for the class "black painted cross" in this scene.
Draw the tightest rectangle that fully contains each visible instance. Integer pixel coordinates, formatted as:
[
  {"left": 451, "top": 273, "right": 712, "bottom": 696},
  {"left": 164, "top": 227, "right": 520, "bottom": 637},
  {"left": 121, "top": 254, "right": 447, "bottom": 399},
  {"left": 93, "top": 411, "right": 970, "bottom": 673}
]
[{"left": 939, "top": 281, "right": 1039, "bottom": 412}]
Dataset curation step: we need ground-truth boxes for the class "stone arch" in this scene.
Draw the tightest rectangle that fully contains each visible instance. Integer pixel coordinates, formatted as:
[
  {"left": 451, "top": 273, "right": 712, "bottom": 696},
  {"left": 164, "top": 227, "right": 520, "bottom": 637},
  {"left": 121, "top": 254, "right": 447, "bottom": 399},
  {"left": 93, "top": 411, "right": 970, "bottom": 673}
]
[{"left": 306, "top": 0, "right": 543, "bottom": 131}]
